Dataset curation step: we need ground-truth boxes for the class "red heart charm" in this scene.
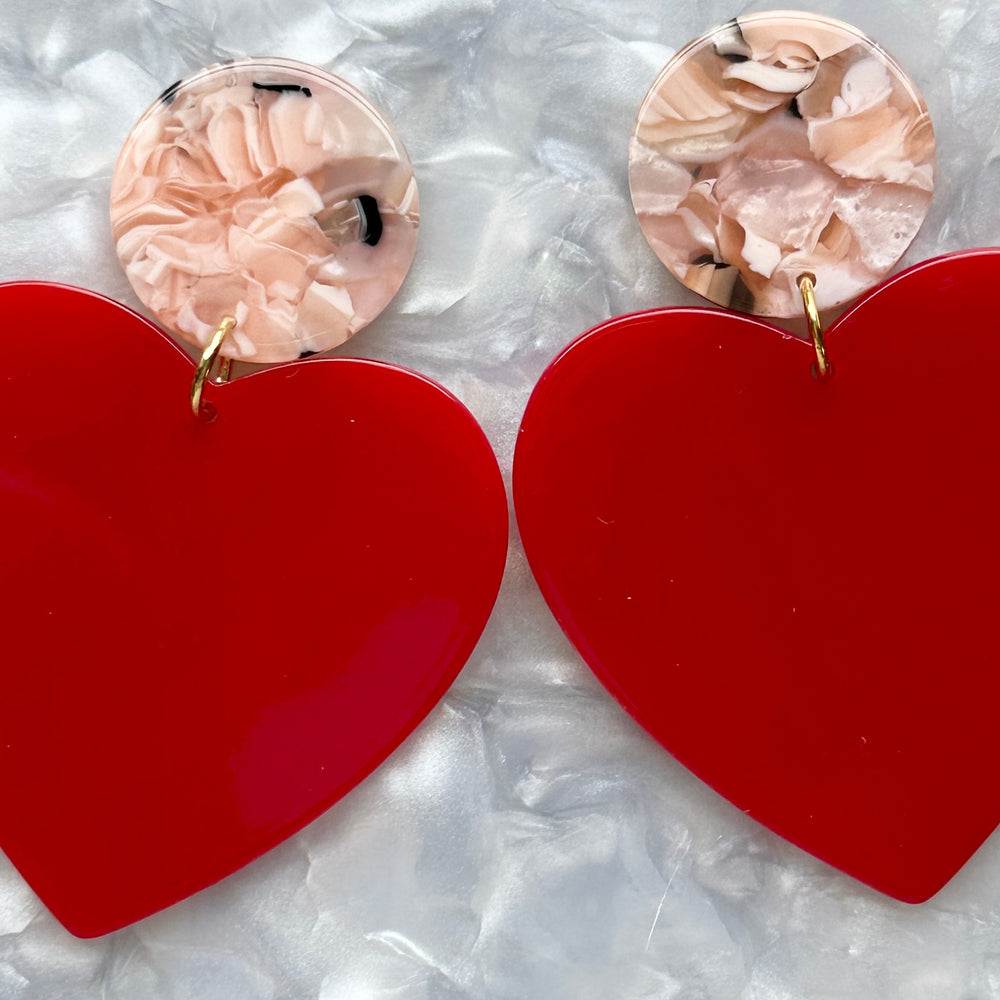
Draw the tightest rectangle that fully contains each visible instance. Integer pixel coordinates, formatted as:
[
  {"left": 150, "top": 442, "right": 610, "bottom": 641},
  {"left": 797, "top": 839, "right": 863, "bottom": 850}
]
[
  {"left": 514, "top": 249, "right": 1000, "bottom": 903},
  {"left": 1, "top": 282, "right": 507, "bottom": 937}
]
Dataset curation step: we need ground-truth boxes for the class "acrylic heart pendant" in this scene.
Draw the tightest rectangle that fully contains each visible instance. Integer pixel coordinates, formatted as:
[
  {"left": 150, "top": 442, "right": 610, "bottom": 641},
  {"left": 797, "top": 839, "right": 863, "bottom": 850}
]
[
  {"left": 514, "top": 249, "right": 1000, "bottom": 903},
  {"left": 0, "top": 282, "right": 507, "bottom": 937}
]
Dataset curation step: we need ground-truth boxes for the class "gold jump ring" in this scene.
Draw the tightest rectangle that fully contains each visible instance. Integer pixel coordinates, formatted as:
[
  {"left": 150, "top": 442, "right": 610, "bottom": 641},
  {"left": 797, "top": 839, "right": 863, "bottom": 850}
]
[
  {"left": 190, "top": 316, "right": 236, "bottom": 419},
  {"left": 797, "top": 273, "right": 829, "bottom": 380}
]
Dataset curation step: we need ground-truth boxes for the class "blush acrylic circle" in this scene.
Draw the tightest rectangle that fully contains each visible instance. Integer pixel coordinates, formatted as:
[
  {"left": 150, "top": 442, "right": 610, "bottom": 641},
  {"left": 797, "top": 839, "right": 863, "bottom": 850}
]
[
  {"left": 628, "top": 12, "right": 936, "bottom": 317},
  {"left": 110, "top": 58, "right": 419, "bottom": 363}
]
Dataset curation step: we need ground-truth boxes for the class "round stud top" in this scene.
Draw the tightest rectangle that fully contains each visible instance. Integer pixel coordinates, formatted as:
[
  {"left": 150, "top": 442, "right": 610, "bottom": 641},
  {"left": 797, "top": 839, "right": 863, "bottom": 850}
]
[
  {"left": 111, "top": 59, "right": 419, "bottom": 363},
  {"left": 629, "top": 12, "right": 935, "bottom": 317}
]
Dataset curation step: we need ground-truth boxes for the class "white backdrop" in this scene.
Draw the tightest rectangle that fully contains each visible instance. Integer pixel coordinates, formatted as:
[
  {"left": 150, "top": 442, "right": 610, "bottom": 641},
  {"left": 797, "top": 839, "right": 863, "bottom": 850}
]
[{"left": 2, "top": 0, "right": 1000, "bottom": 997}]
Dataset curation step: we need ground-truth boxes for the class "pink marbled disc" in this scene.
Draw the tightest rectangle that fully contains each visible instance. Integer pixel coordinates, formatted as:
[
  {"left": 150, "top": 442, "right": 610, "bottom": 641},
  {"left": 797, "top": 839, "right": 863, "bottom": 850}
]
[
  {"left": 628, "top": 12, "right": 935, "bottom": 317},
  {"left": 110, "top": 59, "right": 419, "bottom": 363}
]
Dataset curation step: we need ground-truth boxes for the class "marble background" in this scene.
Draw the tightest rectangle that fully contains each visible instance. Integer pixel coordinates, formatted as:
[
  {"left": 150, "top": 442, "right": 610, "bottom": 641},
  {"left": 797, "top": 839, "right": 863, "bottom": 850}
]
[{"left": 2, "top": 0, "right": 1000, "bottom": 996}]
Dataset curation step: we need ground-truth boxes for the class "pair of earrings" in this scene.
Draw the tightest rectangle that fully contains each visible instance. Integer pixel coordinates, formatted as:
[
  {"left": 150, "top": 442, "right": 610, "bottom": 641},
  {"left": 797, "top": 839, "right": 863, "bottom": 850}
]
[{"left": 2, "top": 11, "right": 996, "bottom": 937}]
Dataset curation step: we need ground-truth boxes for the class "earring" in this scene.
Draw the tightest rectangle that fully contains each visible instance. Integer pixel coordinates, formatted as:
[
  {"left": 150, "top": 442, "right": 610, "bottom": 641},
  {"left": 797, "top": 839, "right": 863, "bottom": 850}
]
[
  {"left": 0, "top": 59, "right": 507, "bottom": 937},
  {"left": 513, "top": 11, "right": 999, "bottom": 903}
]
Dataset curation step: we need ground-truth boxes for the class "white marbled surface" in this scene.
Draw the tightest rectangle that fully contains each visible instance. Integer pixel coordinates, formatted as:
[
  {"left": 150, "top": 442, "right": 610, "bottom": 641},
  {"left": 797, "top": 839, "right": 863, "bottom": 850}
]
[{"left": 2, "top": 0, "right": 1000, "bottom": 997}]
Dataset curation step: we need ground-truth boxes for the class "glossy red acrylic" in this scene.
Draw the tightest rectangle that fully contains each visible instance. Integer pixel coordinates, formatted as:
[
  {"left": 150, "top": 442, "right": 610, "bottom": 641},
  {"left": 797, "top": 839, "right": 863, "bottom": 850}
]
[
  {"left": 514, "top": 249, "right": 1000, "bottom": 903},
  {"left": 0, "top": 283, "right": 507, "bottom": 937}
]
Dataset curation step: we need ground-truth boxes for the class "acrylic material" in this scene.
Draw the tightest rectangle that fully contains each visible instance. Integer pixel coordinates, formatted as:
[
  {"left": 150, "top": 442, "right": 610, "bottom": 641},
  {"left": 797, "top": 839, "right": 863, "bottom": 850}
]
[
  {"left": 0, "top": 282, "right": 507, "bottom": 937},
  {"left": 514, "top": 249, "right": 1000, "bottom": 902},
  {"left": 110, "top": 59, "right": 419, "bottom": 363},
  {"left": 628, "top": 12, "right": 935, "bottom": 317}
]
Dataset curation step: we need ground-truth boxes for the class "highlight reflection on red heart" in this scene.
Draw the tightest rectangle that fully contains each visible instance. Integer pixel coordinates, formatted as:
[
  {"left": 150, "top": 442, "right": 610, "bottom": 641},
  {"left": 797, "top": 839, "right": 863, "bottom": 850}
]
[
  {"left": 1, "top": 282, "right": 507, "bottom": 937},
  {"left": 514, "top": 249, "right": 1000, "bottom": 903}
]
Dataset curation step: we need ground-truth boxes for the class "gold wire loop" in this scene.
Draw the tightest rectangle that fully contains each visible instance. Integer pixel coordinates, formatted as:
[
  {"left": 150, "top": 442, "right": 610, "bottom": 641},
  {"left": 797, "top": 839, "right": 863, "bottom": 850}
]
[
  {"left": 797, "top": 273, "right": 829, "bottom": 379},
  {"left": 190, "top": 316, "right": 237, "bottom": 419}
]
